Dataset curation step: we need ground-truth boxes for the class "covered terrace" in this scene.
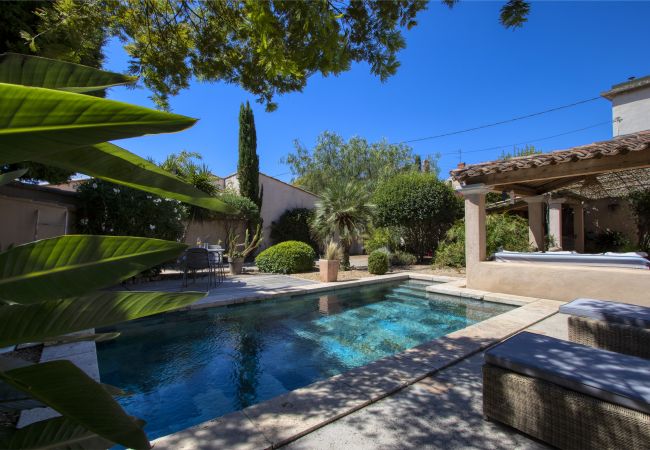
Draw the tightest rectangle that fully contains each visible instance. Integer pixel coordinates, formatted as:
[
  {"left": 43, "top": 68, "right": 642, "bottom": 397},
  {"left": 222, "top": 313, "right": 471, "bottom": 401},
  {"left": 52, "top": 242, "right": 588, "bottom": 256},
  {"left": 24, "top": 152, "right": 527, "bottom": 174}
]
[{"left": 451, "top": 130, "right": 650, "bottom": 305}]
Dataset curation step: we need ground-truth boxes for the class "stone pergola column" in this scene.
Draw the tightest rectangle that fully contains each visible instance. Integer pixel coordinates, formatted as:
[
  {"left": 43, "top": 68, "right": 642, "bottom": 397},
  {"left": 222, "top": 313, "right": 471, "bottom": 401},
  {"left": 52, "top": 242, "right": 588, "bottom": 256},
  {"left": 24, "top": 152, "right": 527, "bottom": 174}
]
[
  {"left": 573, "top": 203, "right": 585, "bottom": 253},
  {"left": 548, "top": 198, "right": 566, "bottom": 250},
  {"left": 459, "top": 184, "right": 489, "bottom": 281},
  {"left": 524, "top": 196, "right": 546, "bottom": 251}
]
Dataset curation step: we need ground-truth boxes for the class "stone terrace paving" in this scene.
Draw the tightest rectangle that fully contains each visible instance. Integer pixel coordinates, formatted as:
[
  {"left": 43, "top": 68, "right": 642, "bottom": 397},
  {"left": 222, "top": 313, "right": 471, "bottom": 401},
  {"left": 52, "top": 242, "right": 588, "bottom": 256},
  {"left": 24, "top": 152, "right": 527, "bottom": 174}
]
[{"left": 147, "top": 273, "right": 565, "bottom": 449}]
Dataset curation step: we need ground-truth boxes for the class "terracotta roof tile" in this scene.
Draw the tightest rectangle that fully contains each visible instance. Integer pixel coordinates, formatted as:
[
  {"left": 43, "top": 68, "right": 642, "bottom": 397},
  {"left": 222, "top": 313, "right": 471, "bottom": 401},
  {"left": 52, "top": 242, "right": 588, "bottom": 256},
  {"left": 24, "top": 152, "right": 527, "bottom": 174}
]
[{"left": 450, "top": 130, "right": 650, "bottom": 182}]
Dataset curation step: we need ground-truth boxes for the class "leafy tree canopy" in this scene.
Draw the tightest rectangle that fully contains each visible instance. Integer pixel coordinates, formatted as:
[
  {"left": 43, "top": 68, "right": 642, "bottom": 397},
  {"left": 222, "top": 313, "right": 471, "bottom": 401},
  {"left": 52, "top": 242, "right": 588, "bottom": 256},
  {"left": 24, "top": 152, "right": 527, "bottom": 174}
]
[
  {"left": 373, "top": 172, "right": 461, "bottom": 261},
  {"left": 14, "top": 0, "right": 531, "bottom": 111},
  {"left": 285, "top": 131, "right": 417, "bottom": 194}
]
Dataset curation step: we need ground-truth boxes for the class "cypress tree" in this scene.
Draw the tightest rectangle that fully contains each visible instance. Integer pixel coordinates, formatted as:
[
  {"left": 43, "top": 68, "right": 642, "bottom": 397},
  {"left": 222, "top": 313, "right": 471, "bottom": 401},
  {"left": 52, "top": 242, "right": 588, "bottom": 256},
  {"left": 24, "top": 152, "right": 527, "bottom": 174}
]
[
  {"left": 237, "top": 102, "right": 263, "bottom": 233},
  {"left": 413, "top": 155, "right": 422, "bottom": 172}
]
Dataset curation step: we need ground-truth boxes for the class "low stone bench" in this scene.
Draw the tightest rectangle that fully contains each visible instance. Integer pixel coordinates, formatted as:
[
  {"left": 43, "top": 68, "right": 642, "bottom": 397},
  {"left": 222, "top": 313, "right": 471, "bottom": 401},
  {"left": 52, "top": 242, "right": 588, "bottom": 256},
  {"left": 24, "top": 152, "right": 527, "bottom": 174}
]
[
  {"left": 559, "top": 298, "right": 650, "bottom": 359},
  {"left": 483, "top": 331, "right": 650, "bottom": 449}
]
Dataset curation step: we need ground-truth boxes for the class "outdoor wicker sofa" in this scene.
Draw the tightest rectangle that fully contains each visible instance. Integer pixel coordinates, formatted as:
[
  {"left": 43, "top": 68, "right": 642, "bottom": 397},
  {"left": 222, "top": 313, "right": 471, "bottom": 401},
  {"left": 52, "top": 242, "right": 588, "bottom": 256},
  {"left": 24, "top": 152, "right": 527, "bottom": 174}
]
[
  {"left": 560, "top": 298, "right": 650, "bottom": 359},
  {"left": 483, "top": 332, "right": 650, "bottom": 449}
]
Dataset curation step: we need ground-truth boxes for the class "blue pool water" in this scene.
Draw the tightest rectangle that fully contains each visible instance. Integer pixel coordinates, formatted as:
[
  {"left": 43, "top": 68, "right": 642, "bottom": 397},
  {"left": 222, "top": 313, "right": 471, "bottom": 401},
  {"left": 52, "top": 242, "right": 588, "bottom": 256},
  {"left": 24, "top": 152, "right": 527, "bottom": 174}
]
[{"left": 97, "top": 280, "right": 513, "bottom": 439}]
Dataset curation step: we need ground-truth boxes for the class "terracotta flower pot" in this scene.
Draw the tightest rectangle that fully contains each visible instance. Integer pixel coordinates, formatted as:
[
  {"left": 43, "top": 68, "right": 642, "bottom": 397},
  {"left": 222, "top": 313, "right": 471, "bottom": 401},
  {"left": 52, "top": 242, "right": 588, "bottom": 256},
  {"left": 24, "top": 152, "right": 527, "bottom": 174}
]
[
  {"left": 319, "top": 259, "right": 339, "bottom": 282},
  {"left": 229, "top": 257, "right": 244, "bottom": 275}
]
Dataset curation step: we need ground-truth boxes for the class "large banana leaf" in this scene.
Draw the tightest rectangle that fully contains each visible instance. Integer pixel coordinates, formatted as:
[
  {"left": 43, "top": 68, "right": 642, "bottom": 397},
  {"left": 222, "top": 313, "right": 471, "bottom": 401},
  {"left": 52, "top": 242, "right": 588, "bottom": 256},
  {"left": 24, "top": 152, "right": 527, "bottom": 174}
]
[
  {"left": 0, "top": 291, "right": 205, "bottom": 347},
  {"left": 0, "top": 235, "right": 187, "bottom": 304},
  {"left": 0, "top": 82, "right": 195, "bottom": 161},
  {"left": 0, "top": 361, "right": 150, "bottom": 449},
  {"left": 0, "top": 53, "right": 136, "bottom": 92},
  {"left": 26, "top": 142, "right": 236, "bottom": 213},
  {"left": 0, "top": 416, "right": 114, "bottom": 450},
  {"left": 0, "top": 168, "right": 27, "bottom": 186}
]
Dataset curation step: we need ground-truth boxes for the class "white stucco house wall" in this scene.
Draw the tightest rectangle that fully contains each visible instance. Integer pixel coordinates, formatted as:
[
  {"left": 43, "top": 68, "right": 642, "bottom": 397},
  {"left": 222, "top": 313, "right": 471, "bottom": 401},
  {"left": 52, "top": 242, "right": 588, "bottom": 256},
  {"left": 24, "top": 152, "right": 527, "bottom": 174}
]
[
  {"left": 602, "top": 74, "right": 650, "bottom": 136},
  {"left": 221, "top": 172, "right": 320, "bottom": 250}
]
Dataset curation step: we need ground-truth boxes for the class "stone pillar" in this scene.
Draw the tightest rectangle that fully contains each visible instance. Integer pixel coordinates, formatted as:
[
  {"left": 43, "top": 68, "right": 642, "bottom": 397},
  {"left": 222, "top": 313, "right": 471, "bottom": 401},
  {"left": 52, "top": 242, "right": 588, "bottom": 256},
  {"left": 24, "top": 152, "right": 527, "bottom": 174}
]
[
  {"left": 524, "top": 196, "right": 545, "bottom": 251},
  {"left": 548, "top": 198, "right": 565, "bottom": 250},
  {"left": 460, "top": 185, "right": 488, "bottom": 284},
  {"left": 573, "top": 203, "right": 585, "bottom": 253}
]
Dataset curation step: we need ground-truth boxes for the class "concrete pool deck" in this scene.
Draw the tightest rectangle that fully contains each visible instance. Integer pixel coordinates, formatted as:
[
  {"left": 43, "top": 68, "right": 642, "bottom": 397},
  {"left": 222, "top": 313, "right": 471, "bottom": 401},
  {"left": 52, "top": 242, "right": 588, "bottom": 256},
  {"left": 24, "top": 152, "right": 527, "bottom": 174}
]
[{"left": 152, "top": 273, "right": 565, "bottom": 450}]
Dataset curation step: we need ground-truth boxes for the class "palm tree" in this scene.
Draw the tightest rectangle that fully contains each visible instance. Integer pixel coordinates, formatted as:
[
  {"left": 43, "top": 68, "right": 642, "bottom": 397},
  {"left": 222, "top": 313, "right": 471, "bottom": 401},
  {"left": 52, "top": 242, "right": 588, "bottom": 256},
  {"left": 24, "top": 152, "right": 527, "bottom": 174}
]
[{"left": 311, "top": 182, "right": 375, "bottom": 269}]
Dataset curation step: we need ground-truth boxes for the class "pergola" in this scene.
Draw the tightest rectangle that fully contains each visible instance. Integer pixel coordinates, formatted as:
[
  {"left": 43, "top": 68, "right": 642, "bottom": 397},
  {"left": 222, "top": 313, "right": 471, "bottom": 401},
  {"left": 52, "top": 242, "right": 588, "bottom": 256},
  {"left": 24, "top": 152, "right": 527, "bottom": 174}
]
[{"left": 450, "top": 130, "right": 650, "bottom": 304}]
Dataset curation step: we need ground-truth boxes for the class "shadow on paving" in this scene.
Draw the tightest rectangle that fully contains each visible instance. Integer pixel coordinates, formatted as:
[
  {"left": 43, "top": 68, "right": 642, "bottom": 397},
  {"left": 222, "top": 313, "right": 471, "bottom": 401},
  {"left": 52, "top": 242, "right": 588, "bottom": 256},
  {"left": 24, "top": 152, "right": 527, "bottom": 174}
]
[{"left": 283, "top": 353, "right": 549, "bottom": 450}]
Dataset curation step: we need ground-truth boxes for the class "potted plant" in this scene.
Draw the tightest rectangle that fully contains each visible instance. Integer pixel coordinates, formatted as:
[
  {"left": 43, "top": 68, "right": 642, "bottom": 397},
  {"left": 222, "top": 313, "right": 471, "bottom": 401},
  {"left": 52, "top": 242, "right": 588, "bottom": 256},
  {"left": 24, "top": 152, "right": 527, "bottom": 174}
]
[
  {"left": 319, "top": 241, "right": 342, "bottom": 282},
  {"left": 226, "top": 224, "right": 263, "bottom": 275}
]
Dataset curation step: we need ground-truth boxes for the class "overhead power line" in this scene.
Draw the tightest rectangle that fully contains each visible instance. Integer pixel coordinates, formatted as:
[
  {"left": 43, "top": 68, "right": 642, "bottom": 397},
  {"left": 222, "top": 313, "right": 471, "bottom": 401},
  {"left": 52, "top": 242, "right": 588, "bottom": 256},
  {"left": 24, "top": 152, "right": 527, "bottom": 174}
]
[
  {"left": 438, "top": 120, "right": 612, "bottom": 159},
  {"left": 392, "top": 96, "right": 603, "bottom": 145}
]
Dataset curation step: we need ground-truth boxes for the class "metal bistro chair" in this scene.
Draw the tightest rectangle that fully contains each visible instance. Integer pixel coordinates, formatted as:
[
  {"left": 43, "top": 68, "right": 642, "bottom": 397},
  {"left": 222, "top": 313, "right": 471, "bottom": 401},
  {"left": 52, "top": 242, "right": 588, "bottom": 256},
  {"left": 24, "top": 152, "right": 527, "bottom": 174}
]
[
  {"left": 208, "top": 245, "right": 226, "bottom": 285},
  {"left": 182, "top": 248, "right": 216, "bottom": 288}
]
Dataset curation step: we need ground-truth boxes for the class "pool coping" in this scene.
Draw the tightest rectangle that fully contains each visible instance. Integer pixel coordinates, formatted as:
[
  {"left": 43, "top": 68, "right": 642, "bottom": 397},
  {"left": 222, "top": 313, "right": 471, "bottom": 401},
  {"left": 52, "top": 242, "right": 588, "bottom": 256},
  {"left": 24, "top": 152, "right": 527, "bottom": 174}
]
[{"left": 153, "top": 275, "right": 565, "bottom": 450}]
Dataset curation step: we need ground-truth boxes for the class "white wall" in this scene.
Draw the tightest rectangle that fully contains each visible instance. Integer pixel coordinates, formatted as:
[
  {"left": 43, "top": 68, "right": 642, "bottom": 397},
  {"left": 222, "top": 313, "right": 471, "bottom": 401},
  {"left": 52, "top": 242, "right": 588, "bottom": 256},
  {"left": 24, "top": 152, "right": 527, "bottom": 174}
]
[
  {"left": 225, "top": 173, "right": 319, "bottom": 249},
  {"left": 612, "top": 87, "right": 650, "bottom": 136}
]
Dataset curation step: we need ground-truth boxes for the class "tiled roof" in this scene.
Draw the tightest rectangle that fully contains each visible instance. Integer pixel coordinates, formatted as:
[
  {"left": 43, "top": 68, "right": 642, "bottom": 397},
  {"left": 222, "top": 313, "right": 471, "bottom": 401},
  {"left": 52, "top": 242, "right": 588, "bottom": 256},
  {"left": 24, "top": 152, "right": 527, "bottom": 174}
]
[{"left": 450, "top": 130, "right": 650, "bottom": 182}]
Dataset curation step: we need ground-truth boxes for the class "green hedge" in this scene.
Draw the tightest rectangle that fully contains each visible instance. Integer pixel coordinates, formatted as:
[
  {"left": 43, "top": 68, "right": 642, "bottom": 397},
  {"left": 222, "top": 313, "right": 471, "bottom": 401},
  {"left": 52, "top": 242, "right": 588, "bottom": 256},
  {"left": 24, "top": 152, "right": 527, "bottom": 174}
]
[
  {"left": 255, "top": 241, "right": 316, "bottom": 274},
  {"left": 269, "top": 207, "right": 319, "bottom": 253},
  {"left": 368, "top": 249, "right": 389, "bottom": 275}
]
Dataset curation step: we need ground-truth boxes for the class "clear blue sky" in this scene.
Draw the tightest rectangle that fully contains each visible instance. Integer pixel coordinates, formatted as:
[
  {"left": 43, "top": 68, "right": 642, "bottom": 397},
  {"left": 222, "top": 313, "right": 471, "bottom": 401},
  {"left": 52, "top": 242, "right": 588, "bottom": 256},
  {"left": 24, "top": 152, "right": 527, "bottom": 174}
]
[{"left": 103, "top": 1, "right": 650, "bottom": 182}]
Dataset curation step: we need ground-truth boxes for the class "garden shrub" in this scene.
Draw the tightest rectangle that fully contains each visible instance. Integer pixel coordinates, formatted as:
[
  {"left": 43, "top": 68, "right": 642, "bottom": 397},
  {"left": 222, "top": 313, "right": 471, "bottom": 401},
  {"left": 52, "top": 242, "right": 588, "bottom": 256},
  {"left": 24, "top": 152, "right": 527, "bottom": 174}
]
[
  {"left": 373, "top": 172, "right": 461, "bottom": 261},
  {"left": 364, "top": 227, "right": 400, "bottom": 254},
  {"left": 592, "top": 229, "right": 631, "bottom": 253},
  {"left": 77, "top": 179, "right": 185, "bottom": 241},
  {"left": 270, "top": 208, "right": 318, "bottom": 253},
  {"left": 434, "top": 214, "right": 530, "bottom": 268},
  {"left": 628, "top": 189, "right": 650, "bottom": 253},
  {"left": 368, "top": 249, "right": 389, "bottom": 275},
  {"left": 391, "top": 250, "right": 417, "bottom": 266},
  {"left": 255, "top": 240, "right": 316, "bottom": 274}
]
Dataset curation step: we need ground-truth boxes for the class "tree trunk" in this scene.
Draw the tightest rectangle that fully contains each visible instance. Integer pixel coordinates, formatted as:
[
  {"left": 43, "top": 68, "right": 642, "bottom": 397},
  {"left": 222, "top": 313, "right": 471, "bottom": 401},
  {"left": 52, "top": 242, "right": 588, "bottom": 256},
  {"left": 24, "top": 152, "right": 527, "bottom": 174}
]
[{"left": 341, "top": 241, "right": 351, "bottom": 270}]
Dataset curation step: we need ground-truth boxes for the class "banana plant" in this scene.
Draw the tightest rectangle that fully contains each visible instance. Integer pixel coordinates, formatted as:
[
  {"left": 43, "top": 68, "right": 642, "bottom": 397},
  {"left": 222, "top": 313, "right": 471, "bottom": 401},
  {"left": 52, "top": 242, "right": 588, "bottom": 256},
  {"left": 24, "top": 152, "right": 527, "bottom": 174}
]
[{"left": 0, "top": 54, "right": 235, "bottom": 449}]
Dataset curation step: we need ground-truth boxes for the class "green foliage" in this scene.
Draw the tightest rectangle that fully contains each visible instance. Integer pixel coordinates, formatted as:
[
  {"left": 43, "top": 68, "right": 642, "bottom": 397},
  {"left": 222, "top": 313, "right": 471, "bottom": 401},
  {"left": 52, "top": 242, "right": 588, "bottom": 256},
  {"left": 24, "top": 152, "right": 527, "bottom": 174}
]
[
  {"left": 0, "top": 55, "right": 237, "bottom": 448},
  {"left": 368, "top": 250, "right": 389, "bottom": 275},
  {"left": 0, "top": 235, "right": 186, "bottom": 304},
  {"left": 391, "top": 250, "right": 417, "bottom": 267},
  {"left": 20, "top": 1, "right": 427, "bottom": 110},
  {"left": 0, "top": 291, "right": 204, "bottom": 349},
  {"left": 270, "top": 208, "right": 318, "bottom": 253},
  {"left": 592, "top": 229, "right": 631, "bottom": 253},
  {"left": 498, "top": 144, "right": 541, "bottom": 160},
  {"left": 159, "top": 151, "right": 226, "bottom": 221},
  {"left": 285, "top": 132, "right": 416, "bottom": 193},
  {"left": 238, "top": 102, "right": 262, "bottom": 210},
  {"left": 76, "top": 179, "right": 185, "bottom": 241},
  {"left": 311, "top": 182, "right": 375, "bottom": 269},
  {"left": 226, "top": 224, "right": 263, "bottom": 260},
  {"left": 364, "top": 227, "right": 400, "bottom": 254},
  {"left": 628, "top": 189, "right": 650, "bottom": 253},
  {"left": 434, "top": 214, "right": 531, "bottom": 268},
  {"left": 442, "top": 0, "right": 531, "bottom": 29},
  {"left": 255, "top": 241, "right": 316, "bottom": 274},
  {"left": 373, "top": 172, "right": 461, "bottom": 261},
  {"left": 0, "top": 1, "right": 107, "bottom": 184}
]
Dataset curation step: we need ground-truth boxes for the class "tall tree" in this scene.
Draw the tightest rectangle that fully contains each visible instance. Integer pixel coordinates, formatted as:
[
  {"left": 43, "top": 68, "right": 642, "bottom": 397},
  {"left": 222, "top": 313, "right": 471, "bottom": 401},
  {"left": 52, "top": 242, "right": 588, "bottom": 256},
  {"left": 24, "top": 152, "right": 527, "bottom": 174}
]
[
  {"left": 285, "top": 132, "right": 415, "bottom": 194},
  {"left": 237, "top": 102, "right": 262, "bottom": 213}
]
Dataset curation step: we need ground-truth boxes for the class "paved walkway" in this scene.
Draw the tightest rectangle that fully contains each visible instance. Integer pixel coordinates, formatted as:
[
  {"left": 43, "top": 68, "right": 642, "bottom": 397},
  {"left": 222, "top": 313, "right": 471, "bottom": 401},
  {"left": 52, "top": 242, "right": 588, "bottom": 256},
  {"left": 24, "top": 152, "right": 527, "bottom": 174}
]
[
  {"left": 124, "top": 273, "right": 317, "bottom": 308},
  {"left": 282, "top": 314, "right": 568, "bottom": 450}
]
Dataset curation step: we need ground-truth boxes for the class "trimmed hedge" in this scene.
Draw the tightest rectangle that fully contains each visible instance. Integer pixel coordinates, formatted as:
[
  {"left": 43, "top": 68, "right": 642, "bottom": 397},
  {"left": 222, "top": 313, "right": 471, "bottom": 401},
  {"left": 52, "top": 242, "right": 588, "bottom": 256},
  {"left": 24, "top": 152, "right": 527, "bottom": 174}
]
[
  {"left": 368, "top": 250, "right": 389, "bottom": 275},
  {"left": 255, "top": 241, "right": 316, "bottom": 274},
  {"left": 270, "top": 207, "right": 319, "bottom": 253}
]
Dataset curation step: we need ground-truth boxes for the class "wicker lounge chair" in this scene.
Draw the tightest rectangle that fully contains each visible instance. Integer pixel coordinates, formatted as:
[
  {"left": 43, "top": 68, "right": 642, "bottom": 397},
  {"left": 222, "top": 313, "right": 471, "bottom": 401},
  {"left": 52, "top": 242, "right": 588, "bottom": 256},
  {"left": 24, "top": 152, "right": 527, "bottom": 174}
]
[
  {"left": 560, "top": 298, "right": 650, "bottom": 359},
  {"left": 483, "top": 332, "right": 650, "bottom": 449}
]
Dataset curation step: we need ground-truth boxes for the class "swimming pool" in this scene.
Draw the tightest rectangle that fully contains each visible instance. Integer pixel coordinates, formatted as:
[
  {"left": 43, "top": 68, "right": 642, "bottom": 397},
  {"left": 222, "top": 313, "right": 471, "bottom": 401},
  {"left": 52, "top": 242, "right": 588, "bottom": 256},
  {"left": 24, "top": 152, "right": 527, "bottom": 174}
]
[{"left": 97, "top": 280, "right": 513, "bottom": 439}]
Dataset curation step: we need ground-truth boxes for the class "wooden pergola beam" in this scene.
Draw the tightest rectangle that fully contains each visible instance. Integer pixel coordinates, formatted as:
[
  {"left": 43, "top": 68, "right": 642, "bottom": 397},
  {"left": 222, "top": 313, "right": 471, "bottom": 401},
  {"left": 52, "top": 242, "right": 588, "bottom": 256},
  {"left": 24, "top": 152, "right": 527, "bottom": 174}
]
[{"left": 466, "top": 149, "right": 650, "bottom": 187}]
